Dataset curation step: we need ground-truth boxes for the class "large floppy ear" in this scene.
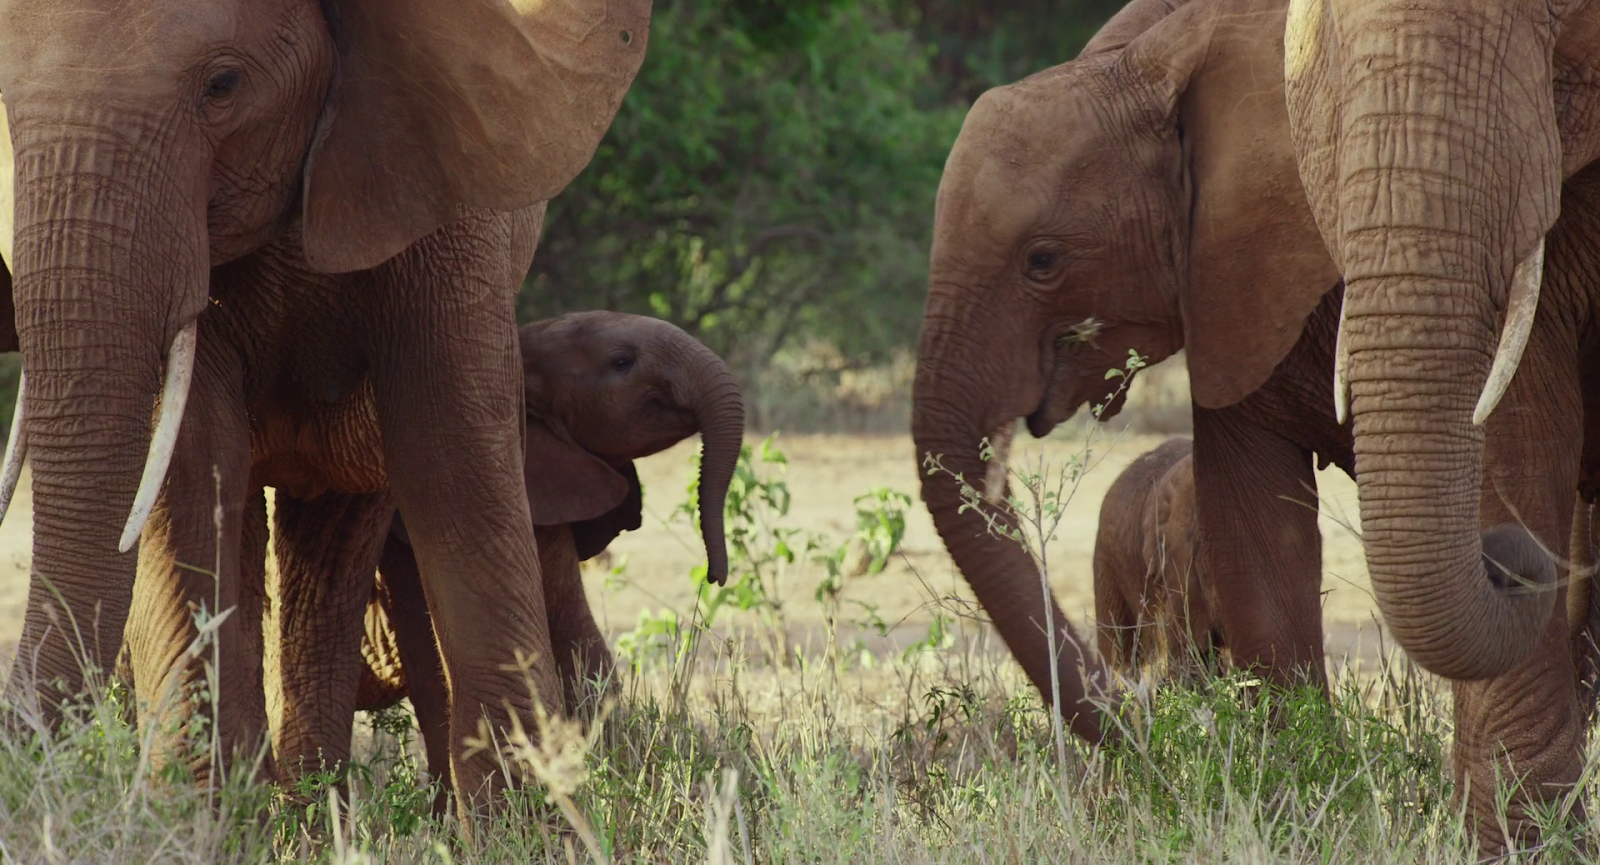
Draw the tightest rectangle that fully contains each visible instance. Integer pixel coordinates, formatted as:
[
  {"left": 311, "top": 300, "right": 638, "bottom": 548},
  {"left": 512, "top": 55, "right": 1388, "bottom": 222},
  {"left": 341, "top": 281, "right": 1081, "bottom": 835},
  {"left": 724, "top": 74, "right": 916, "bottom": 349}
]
[
  {"left": 1122, "top": 4, "right": 1341, "bottom": 409},
  {"left": 302, "top": 0, "right": 652, "bottom": 273},
  {"left": 524, "top": 414, "right": 630, "bottom": 526},
  {"left": 569, "top": 461, "right": 643, "bottom": 561}
]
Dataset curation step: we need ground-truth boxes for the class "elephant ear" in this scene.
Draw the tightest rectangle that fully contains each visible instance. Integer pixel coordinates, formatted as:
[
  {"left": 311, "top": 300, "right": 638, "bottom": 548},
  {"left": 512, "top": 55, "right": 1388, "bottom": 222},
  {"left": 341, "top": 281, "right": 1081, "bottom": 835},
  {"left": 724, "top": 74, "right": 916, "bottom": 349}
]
[
  {"left": 0, "top": 98, "right": 18, "bottom": 352},
  {"left": 1, "top": 93, "right": 13, "bottom": 270},
  {"left": 1120, "top": 3, "right": 1341, "bottom": 408},
  {"left": 524, "top": 413, "right": 631, "bottom": 527},
  {"left": 569, "top": 461, "right": 643, "bottom": 561},
  {"left": 302, "top": 0, "right": 652, "bottom": 273}
]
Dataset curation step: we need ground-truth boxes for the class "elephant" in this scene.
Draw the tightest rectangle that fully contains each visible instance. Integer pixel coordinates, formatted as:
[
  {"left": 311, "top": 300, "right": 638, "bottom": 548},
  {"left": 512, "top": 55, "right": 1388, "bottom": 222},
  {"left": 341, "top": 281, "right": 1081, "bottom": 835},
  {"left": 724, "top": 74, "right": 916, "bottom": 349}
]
[
  {"left": 1094, "top": 437, "right": 1222, "bottom": 676},
  {"left": 1282, "top": 0, "right": 1600, "bottom": 850},
  {"left": 0, "top": 0, "right": 653, "bottom": 815},
  {"left": 269, "top": 311, "right": 742, "bottom": 796},
  {"left": 912, "top": 0, "right": 1351, "bottom": 745}
]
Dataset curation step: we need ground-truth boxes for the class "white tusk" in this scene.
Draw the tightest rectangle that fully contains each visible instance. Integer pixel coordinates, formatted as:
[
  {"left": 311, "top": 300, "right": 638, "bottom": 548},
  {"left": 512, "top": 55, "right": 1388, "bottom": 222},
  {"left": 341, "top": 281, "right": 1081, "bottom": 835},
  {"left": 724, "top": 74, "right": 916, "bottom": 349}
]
[
  {"left": 119, "top": 320, "right": 197, "bottom": 553},
  {"left": 1333, "top": 292, "right": 1351, "bottom": 424},
  {"left": 0, "top": 371, "right": 27, "bottom": 524},
  {"left": 982, "top": 421, "right": 1014, "bottom": 505},
  {"left": 1473, "top": 239, "right": 1544, "bottom": 426}
]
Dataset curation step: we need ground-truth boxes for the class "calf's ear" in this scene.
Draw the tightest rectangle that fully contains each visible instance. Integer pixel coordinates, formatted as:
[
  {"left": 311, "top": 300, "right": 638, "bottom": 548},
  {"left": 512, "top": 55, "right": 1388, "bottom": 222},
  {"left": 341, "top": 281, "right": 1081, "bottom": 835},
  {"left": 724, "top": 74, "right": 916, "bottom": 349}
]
[{"left": 524, "top": 414, "right": 630, "bottom": 526}]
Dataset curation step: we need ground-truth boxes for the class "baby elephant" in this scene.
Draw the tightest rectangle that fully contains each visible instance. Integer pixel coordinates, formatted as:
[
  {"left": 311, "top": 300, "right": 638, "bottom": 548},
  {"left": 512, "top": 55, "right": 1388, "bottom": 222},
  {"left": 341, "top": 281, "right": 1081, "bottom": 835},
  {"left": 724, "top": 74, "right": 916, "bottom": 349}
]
[
  {"left": 1093, "top": 437, "right": 1221, "bottom": 676},
  {"left": 350, "top": 311, "right": 743, "bottom": 794}
]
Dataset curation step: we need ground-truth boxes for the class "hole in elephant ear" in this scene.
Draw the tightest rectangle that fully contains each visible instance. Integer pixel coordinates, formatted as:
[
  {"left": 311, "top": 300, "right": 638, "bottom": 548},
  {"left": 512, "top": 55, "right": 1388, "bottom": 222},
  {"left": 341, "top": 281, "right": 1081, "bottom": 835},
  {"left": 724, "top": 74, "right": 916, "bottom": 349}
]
[
  {"left": 524, "top": 415, "right": 630, "bottom": 527},
  {"left": 301, "top": 0, "right": 651, "bottom": 272}
]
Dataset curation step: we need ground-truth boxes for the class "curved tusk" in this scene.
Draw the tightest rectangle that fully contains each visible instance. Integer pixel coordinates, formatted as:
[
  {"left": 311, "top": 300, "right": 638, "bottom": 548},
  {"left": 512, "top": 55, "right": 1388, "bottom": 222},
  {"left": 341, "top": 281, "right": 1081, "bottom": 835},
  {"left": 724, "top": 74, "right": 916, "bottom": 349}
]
[
  {"left": 1473, "top": 239, "right": 1544, "bottom": 426},
  {"left": 119, "top": 320, "right": 198, "bottom": 553},
  {"left": 0, "top": 371, "right": 27, "bottom": 524},
  {"left": 982, "top": 421, "right": 1015, "bottom": 505},
  {"left": 1333, "top": 291, "right": 1351, "bottom": 424}
]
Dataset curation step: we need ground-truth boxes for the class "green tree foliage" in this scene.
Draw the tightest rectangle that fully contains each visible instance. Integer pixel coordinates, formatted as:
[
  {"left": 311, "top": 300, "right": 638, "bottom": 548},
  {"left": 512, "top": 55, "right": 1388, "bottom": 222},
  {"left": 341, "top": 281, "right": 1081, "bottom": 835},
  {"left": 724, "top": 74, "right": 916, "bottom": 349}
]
[
  {"left": 523, "top": 0, "right": 1122, "bottom": 382},
  {"left": 893, "top": 0, "right": 1129, "bottom": 105},
  {"left": 524, "top": 0, "right": 970, "bottom": 374}
]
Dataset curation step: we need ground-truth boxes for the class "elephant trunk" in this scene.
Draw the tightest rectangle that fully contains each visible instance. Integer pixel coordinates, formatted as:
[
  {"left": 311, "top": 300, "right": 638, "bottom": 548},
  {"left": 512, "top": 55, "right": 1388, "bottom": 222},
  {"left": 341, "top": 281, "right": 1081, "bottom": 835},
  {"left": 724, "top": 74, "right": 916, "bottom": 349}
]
[
  {"left": 1332, "top": 2, "right": 1562, "bottom": 681},
  {"left": 5, "top": 116, "right": 210, "bottom": 711},
  {"left": 911, "top": 313, "right": 1111, "bottom": 743},
  {"left": 677, "top": 339, "right": 744, "bottom": 585}
]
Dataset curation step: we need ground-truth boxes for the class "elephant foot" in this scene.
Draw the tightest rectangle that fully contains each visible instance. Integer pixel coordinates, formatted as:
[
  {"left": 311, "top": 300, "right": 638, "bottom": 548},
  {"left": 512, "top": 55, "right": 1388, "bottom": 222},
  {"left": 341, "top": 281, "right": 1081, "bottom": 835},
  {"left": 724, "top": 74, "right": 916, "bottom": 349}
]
[{"left": 1452, "top": 669, "right": 1585, "bottom": 856}]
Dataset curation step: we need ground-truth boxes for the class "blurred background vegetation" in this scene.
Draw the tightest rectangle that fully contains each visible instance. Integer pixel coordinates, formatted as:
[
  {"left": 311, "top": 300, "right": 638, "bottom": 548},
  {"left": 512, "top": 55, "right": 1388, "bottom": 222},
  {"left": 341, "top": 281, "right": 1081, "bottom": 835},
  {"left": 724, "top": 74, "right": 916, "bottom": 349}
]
[{"left": 519, "top": 0, "right": 1177, "bottom": 434}]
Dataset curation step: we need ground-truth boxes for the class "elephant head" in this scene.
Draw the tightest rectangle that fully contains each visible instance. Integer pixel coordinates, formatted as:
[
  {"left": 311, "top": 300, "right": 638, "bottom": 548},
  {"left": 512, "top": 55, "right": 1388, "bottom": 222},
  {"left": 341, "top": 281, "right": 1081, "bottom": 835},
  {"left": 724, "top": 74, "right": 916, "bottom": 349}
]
[
  {"left": 912, "top": 0, "right": 1339, "bottom": 742},
  {"left": 0, "top": 0, "right": 650, "bottom": 707},
  {"left": 1281, "top": 0, "right": 1593, "bottom": 680},
  {"left": 517, "top": 312, "right": 744, "bottom": 584}
]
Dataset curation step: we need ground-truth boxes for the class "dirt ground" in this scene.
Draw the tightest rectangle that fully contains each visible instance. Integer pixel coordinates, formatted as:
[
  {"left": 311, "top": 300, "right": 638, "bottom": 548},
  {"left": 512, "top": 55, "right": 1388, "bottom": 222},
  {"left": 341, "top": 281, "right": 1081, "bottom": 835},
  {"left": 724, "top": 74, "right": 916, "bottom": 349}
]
[{"left": 0, "top": 428, "right": 1386, "bottom": 669}]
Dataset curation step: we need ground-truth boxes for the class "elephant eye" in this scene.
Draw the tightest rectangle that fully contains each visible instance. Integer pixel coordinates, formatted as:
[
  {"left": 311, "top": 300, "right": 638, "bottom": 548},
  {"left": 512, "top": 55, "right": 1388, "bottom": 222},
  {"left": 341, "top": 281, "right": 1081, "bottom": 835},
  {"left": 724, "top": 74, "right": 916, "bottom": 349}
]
[
  {"left": 1024, "top": 245, "right": 1064, "bottom": 281},
  {"left": 609, "top": 352, "right": 636, "bottom": 373},
  {"left": 204, "top": 70, "right": 241, "bottom": 102}
]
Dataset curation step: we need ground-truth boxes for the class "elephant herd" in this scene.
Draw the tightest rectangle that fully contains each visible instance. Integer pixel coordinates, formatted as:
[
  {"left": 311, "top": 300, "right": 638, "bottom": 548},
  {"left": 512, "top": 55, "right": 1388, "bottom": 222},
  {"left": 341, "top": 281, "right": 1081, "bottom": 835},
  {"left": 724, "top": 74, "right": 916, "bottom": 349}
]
[
  {"left": 0, "top": 0, "right": 1596, "bottom": 855},
  {"left": 913, "top": 0, "right": 1600, "bottom": 854},
  {"left": 0, "top": 0, "right": 752, "bottom": 826}
]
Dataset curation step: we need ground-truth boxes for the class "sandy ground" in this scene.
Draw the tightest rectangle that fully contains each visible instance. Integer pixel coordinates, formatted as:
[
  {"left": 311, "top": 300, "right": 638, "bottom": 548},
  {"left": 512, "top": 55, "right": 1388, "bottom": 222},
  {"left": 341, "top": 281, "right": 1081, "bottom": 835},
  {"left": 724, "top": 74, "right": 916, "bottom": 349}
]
[{"left": 0, "top": 428, "right": 1386, "bottom": 669}]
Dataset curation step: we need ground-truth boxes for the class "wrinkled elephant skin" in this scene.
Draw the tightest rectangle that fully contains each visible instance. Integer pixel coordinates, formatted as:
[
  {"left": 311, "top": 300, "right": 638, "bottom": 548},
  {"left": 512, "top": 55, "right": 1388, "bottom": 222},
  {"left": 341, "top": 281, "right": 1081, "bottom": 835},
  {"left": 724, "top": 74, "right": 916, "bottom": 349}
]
[
  {"left": 267, "top": 312, "right": 743, "bottom": 807},
  {"left": 1094, "top": 438, "right": 1222, "bottom": 677},
  {"left": 1283, "top": 0, "right": 1600, "bottom": 850},
  {"left": 0, "top": 0, "right": 652, "bottom": 818},
  {"left": 913, "top": 0, "right": 1347, "bottom": 744}
]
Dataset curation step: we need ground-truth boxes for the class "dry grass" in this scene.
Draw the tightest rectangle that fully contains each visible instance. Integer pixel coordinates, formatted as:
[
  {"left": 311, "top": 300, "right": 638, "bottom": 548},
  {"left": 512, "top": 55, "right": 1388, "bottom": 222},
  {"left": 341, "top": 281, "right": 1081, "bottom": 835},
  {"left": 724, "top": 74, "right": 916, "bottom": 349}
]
[{"left": 0, "top": 363, "right": 1553, "bottom": 862}]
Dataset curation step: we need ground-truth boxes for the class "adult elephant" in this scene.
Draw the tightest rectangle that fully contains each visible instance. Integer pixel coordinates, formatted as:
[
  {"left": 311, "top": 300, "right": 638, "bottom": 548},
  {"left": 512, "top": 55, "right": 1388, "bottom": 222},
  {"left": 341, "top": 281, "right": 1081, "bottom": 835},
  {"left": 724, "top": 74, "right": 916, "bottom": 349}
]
[
  {"left": 0, "top": 0, "right": 651, "bottom": 814},
  {"left": 912, "top": 0, "right": 1349, "bottom": 744},
  {"left": 1282, "top": 0, "right": 1600, "bottom": 849},
  {"left": 267, "top": 312, "right": 742, "bottom": 790},
  {"left": 338, "top": 312, "right": 742, "bottom": 811}
]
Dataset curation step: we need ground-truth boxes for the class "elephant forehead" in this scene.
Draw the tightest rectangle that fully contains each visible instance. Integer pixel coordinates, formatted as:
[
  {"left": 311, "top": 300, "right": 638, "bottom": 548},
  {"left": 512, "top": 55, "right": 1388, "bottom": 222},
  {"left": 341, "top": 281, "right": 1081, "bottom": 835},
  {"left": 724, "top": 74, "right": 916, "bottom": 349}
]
[
  {"left": 938, "top": 137, "right": 1063, "bottom": 248},
  {"left": 0, "top": 0, "right": 236, "bottom": 88},
  {"left": 939, "top": 81, "right": 1118, "bottom": 247}
]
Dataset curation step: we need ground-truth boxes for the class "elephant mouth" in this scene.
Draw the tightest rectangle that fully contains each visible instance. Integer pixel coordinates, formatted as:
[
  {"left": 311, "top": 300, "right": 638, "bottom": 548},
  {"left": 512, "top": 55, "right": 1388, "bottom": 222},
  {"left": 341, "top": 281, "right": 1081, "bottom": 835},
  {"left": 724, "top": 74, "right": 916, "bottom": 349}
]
[{"left": 1024, "top": 381, "right": 1129, "bottom": 439}]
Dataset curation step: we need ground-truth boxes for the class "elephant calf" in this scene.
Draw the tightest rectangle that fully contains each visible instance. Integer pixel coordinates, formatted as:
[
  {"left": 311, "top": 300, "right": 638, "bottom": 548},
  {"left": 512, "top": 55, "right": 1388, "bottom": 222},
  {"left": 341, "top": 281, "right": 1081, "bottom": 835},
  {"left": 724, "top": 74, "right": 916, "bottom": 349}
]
[
  {"left": 324, "top": 311, "right": 743, "bottom": 793},
  {"left": 1094, "top": 437, "right": 1221, "bottom": 676}
]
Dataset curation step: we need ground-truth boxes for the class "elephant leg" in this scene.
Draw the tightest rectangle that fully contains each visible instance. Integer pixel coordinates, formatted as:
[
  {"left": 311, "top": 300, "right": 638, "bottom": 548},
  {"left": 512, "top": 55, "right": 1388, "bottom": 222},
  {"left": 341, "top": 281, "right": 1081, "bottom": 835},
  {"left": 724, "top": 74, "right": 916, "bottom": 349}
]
[
  {"left": 536, "top": 524, "right": 614, "bottom": 712},
  {"left": 236, "top": 488, "right": 271, "bottom": 778},
  {"left": 268, "top": 491, "right": 393, "bottom": 782},
  {"left": 374, "top": 531, "right": 453, "bottom": 815},
  {"left": 1568, "top": 499, "right": 1600, "bottom": 723},
  {"left": 123, "top": 350, "right": 259, "bottom": 784},
  {"left": 1454, "top": 317, "right": 1584, "bottom": 853},
  {"left": 1191, "top": 406, "right": 1327, "bottom": 693},
  {"left": 1094, "top": 567, "right": 1139, "bottom": 673},
  {"left": 364, "top": 208, "right": 560, "bottom": 816}
]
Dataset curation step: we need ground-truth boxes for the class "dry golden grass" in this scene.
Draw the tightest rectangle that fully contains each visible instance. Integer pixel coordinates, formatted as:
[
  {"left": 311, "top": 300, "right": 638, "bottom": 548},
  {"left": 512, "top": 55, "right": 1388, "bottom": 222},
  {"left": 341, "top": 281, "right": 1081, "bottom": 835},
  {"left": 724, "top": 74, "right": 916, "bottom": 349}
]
[
  {"left": 0, "top": 429, "right": 1383, "bottom": 670},
  {"left": 600, "top": 429, "right": 1383, "bottom": 667},
  {"left": 0, "top": 423, "right": 1574, "bottom": 862}
]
